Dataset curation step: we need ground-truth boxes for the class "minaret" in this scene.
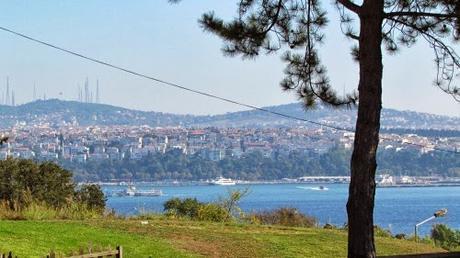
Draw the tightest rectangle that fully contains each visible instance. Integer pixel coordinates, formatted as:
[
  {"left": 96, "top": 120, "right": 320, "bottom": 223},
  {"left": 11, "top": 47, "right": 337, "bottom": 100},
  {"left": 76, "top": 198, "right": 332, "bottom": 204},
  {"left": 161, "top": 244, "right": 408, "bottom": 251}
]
[
  {"left": 96, "top": 80, "right": 100, "bottom": 104},
  {"left": 77, "top": 85, "right": 81, "bottom": 102},
  {"left": 84, "top": 77, "right": 89, "bottom": 103}
]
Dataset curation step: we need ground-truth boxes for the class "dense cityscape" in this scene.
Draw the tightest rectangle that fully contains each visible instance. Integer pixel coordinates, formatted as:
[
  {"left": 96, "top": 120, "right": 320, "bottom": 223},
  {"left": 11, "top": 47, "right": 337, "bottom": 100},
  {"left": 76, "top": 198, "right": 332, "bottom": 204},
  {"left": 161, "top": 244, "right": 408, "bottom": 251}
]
[{"left": 1, "top": 123, "right": 459, "bottom": 164}]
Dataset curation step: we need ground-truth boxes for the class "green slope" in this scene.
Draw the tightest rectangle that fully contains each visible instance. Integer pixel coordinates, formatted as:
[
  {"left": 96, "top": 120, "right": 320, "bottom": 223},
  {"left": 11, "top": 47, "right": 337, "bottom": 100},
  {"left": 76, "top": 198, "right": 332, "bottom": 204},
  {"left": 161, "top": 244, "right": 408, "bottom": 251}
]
[{"left": 0, "top": 219, "right": 443, "bottom": 258}]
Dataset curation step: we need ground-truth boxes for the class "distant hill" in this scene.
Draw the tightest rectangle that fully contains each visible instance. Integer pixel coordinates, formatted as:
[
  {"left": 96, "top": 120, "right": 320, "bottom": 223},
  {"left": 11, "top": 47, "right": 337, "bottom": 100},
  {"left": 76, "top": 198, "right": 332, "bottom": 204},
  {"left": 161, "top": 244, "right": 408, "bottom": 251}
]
[
  {"left": 0, "top": 99, "right": 197, "bottom": 128},
  {"left": 193, "top": 103, "right": 460, "bottom": 130},
  {"left": 0, "top": 99, "right": 458, "bottom": 130}
]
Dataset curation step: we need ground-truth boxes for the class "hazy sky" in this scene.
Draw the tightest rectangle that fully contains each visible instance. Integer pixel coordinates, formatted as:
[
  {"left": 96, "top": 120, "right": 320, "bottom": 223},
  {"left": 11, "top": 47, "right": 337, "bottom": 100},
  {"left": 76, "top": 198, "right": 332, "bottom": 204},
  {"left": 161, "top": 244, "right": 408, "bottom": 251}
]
[{"left": 0, "top": 1, "right": 459, "bottom": 116}]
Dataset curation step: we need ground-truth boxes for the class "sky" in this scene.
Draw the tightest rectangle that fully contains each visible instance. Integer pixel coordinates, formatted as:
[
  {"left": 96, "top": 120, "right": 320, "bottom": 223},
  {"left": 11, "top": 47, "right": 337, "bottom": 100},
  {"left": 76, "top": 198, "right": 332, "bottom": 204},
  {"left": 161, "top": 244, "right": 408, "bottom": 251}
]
[{"left": 0, "top": 1, "right": 458, "bottom": 116}]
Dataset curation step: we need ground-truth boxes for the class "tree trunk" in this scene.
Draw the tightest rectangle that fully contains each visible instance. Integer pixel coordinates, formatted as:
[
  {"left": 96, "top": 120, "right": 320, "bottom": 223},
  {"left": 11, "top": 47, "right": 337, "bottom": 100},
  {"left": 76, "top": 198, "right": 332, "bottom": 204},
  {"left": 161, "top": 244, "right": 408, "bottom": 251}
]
[{"left": 347, "top": 1, "right": 384, "bottom": 258}]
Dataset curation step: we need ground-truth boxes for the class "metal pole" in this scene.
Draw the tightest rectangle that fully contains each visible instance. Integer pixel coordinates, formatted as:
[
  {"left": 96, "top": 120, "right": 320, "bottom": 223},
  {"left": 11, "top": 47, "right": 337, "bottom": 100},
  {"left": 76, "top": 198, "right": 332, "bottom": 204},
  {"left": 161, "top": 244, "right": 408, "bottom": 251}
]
[{"left": 414, "top": 215, "right": 436, "bottom": 242}]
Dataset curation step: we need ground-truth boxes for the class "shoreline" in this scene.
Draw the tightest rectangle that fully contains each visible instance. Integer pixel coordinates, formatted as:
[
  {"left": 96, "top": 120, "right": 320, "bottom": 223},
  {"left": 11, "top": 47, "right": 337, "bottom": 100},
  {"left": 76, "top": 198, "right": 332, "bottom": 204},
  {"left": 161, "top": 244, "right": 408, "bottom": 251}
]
[{"left": 87, "top": 180, "right": 460, "bottom": 188}]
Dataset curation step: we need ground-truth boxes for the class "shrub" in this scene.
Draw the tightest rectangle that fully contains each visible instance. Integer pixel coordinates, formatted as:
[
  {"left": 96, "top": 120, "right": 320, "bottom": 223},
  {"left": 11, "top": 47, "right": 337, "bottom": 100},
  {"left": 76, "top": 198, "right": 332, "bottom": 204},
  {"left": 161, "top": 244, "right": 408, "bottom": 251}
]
[
  {"left": 323, "top": 223, "right": 336, "bottom": 229},
  {"left": 431, "top": 224, "right": 460, "bottom": 250},
  {"left": 374, "top": 225, "right": 392, "bottom": 238},
  {"left": 219, "top": 188, "right": 249, "bottom": 218},
  {"left": 394, "top": 233, "right": 406, "bottom": 240},
  {"left": 197, "top": 203, "right": 230, "bottom": 222},
  {"left": 0, "top": 159, "right": 74, "bottom": 209},
  {"left": 75, "top": 184, "right": 106, "bottom": 212},
  {"left": 0, "top": 159, "right": 107, "bottom": 218},
  {"left": 163, "top": 189, "right": 248, "bottom": 222},
  {"left": 163, "top": 198, "right": 203, "bottom": 218},
  {"left": 251, "top": 207, "right": 316, "bottom": 227}
]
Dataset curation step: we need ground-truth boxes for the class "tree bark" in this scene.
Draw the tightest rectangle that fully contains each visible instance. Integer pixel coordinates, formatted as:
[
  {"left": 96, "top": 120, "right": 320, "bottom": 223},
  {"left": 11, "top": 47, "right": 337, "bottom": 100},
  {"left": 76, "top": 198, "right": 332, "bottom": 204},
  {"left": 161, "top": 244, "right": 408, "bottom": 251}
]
[{"left": 347, "top": 1, "right": 384, "bottom": 258}]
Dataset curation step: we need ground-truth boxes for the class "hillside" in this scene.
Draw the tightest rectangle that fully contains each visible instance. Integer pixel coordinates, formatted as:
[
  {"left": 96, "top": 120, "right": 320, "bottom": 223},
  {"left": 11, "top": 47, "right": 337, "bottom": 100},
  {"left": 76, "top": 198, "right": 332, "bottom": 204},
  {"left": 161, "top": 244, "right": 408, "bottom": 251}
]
[
  {"left": 0, "top": 99, "right": 197, "bottom": 128},
  {"left": 0, "top": 219, "right": 443, "bottom": 257},
  {"left": 0, "top": 99, "right": 458, "bottom": 130}
]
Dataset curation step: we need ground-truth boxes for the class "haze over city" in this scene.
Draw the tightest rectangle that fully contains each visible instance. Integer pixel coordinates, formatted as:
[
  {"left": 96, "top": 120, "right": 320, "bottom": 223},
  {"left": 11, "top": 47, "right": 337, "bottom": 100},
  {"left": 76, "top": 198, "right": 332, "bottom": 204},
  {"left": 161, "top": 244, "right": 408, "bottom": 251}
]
[{"left": 0, "top": 1, "right": 458, "bottom": 116}]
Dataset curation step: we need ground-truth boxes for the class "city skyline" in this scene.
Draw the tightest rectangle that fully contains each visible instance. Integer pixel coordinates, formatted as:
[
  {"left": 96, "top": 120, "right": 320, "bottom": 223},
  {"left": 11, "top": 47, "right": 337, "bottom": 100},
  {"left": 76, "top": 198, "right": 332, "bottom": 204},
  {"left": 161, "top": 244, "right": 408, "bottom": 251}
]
[{"left": 0, "top": 1, "right": 458, "bottom": 116}]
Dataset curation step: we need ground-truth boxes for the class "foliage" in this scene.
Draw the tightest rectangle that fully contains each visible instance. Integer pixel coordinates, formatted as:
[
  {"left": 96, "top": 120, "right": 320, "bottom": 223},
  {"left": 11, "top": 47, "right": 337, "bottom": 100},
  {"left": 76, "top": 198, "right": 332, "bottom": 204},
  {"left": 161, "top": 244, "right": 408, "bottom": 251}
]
[
  {"left": 219, "top": 188, "right": 250, "bottom": 218},
  {"left": 0, "top": 159, "right": 74, "bottom": 209},
  {"left": 0, "top": 158, "right": 106, "bottom": 216},
  {"left": 374, "top": 225, "right": 392, "bottom": 238},
  {"left": 250, "top": 207, "right": 317, "bottom": 227},
  {"left": 197, "top": 203, "right": 230, "bottom": 222},
  {"left": 431, "top": 224, "right": 460, "bottom": 250},
  {"left": 0, "top": 201, "right": 104, "bottom": 220},
  {"left": 62, "top": 147, "right": 460, "bottom": 182},
  {"left": 75, "top": 184, "right": 107, "bottom": 211},
  {"left": 394, "top": 233, "right": 406, "bottom": 240},
  {"left": 163, "top": 189, "right": 250, "bottom": 222},
  {"left": 163, "top": 197, "right": 204, "bottom": 219}
]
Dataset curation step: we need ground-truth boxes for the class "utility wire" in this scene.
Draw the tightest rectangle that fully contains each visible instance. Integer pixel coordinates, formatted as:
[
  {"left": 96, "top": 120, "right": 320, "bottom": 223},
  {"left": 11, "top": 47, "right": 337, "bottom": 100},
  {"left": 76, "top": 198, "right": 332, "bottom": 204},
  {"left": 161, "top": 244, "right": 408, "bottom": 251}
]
[{"left": 0, "top": 25, "right": 458, "bottom": 154}]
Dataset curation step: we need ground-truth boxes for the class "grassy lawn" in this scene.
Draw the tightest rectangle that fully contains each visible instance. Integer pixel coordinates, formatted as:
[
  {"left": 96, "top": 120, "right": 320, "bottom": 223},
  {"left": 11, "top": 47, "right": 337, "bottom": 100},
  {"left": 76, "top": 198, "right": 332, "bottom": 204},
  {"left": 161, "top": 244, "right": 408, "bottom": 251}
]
[
  {"left": 0, "top": 220, "right": 196, "bottom": 258},
  {"left": 0, "top": 218, "right": 443, "bottom": 257}
]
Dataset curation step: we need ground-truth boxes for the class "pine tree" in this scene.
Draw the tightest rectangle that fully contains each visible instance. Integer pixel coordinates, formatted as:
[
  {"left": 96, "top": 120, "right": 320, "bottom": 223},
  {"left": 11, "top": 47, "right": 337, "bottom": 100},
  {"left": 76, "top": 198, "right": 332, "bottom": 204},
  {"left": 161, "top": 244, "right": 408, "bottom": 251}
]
[{"left": 172, "top": 1, "right": 460, "bottom": 257}]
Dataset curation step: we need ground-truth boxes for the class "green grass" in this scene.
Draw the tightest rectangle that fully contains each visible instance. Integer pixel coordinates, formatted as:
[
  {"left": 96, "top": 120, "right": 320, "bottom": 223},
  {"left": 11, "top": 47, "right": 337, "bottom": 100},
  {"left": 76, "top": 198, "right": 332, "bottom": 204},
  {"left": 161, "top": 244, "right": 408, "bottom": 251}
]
[
  {"left": 0, "top": 218, "right": 443, "bottom": 258},
  {"left": 0, "top": 220, "right": 196, "bottom": 257}
]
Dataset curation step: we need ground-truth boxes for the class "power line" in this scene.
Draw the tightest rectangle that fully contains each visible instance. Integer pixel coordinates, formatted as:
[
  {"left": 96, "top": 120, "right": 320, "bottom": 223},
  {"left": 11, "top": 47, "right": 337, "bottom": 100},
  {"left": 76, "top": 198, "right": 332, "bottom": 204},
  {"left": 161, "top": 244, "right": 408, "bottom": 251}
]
[{"left": 0, "top": 25, "right": 458, "bottom": 154}]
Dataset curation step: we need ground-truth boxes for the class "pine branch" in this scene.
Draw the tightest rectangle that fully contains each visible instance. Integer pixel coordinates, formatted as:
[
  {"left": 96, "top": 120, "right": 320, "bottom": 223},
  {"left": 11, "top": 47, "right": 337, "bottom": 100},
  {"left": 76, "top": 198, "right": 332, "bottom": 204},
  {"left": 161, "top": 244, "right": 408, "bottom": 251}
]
[
  {"left": 336, "top": 0, "right": 361, "bottom": 14},
  {"left": 385, "top": 12, "right": 455, "bottom": 19}
]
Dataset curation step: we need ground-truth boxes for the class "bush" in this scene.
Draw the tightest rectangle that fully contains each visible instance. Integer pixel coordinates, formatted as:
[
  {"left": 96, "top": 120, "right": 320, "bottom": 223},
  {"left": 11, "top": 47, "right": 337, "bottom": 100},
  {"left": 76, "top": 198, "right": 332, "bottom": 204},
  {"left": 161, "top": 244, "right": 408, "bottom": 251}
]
[
  {"left": 431, "top": 224, "right": 460, "bottom": 250},
  {"left": 394, "top": 233, "right": 406, "bottom": 240},
  {"left": 75, "top": 184, "right": 107, "bottom": 212},
  {"left": 0, "top": 159, "right": 107, "bottom": 218},
  {"left": 163, "top": 198, "right": 231, "bottom": 222},
  {"left": 219, "top": 188, "right": 249, "bottom": 218},
  {"left": 197, "top": 203, "right": 230, "bottom": 222},
  {"left": 374, "top": 225, "right": 392, "bottom": 238},
  {"left": 163, "top": 189, "right": 248, "bottom": 222},
  {"left": 323, "top": 223, "right": 336, "bottom": 229},
  {"left": 251, "top": 207, "right": 317, "bottom": 227},
  {"left": 163, "top": 198, "right": 203, "bottom": 218},
  {"left": 0, "top": 159, "right": 74, "bottom": 209}
]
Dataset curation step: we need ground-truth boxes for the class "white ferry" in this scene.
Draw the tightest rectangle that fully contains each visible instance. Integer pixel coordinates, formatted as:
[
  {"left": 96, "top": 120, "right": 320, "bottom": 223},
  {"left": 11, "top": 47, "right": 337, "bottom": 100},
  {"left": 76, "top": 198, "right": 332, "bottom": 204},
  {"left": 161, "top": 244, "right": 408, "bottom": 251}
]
[{"left": 209, "top": 177, "right": 236, "bottom": 186}]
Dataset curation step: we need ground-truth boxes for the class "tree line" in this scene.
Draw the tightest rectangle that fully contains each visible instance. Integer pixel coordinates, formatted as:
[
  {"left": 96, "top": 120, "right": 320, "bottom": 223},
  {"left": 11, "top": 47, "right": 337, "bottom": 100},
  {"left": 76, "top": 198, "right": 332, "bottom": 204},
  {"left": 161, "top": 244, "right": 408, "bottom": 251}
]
[{"left": 61, "top": 147, "right": 460, "bottom": 182}]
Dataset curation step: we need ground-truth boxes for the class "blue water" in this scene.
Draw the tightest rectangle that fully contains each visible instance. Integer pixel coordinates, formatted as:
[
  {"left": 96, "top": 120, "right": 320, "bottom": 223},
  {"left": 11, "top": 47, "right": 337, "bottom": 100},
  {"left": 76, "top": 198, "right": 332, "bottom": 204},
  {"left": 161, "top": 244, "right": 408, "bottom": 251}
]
[{"left": 105, "top": 184, "right": 460, "bottom": 236}]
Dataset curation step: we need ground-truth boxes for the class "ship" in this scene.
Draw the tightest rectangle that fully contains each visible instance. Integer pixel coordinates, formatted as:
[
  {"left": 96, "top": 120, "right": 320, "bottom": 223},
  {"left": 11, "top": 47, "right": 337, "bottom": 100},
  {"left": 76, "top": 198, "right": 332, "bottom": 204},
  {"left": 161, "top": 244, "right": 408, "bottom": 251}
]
[{"left": 209, "top": 177, "right": 236, "bottom": 186}]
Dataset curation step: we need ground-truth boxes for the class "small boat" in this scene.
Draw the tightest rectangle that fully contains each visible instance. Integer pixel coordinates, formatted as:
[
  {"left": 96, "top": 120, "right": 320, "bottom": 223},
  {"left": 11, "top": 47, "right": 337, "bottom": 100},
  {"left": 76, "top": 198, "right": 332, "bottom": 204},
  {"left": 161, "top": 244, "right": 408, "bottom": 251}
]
[
  {"left": 314, "top": 185, "right": 329, "bottom": 191},
  {"left": 125, "top": 185, "right": 163, "bottom": 197},
  {"left": 297, "top": 186, "right": 329, "bottom": 191},
  {"left": 209, "top": 177, "right": 236, "bottom": 186}
]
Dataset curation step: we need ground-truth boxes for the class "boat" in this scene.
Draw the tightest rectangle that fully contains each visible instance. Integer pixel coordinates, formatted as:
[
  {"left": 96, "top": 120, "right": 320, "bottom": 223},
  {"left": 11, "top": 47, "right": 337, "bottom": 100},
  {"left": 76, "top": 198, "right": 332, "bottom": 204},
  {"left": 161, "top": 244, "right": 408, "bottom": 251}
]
[
  {"left": 209, "top": 177, "right": 236, "bottom": 186},
  {"left": 125, "top": 185, "right": 163, "bottom": 197},
  {"left": 296, "top": 186, "right": 329, "bottom": 191}
]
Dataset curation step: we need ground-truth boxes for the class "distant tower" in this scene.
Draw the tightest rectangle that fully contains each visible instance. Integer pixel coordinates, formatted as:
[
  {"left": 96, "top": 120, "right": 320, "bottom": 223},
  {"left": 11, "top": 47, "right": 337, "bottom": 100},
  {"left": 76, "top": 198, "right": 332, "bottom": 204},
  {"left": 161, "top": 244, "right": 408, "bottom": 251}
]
[
  {"left": 90, "top": 91, "right": 93, "bottom": 103},
  {"left": 11, "top": 90, "right": 15, "bottom": 106},
  {"left": 5, "top": 77, "right": 10, "bottom": 106},
  {"left": 84, "top": 77, "right": 89, "bottom": 103},
  {"left": 77, "top": 85, "right": 82, "bottom": 102},
  {"left": 96, "top": 80, "right": 100, "bottom": 104}
]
